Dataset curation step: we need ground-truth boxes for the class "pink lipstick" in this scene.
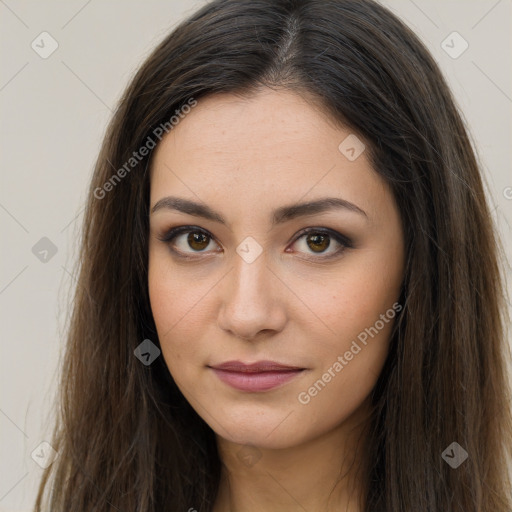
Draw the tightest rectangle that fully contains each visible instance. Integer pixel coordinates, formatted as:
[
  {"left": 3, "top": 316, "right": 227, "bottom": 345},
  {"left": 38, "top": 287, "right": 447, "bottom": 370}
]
[{"left": 209, "top": 360, "right": 306, "bottom": 392}]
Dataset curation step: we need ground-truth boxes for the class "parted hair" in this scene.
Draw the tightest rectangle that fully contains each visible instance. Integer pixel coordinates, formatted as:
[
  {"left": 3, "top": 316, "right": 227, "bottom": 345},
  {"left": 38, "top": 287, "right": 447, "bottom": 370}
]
[{"left": 34, "top": 1, "right": 512, "bottom": 510}]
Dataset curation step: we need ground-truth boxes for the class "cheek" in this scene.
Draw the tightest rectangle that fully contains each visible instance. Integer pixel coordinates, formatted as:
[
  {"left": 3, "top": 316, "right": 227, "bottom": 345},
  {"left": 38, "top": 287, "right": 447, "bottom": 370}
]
[
  {"left": 296, "top": 294, "right": 396, "bottom": 428},
  {"left": 293, "top": 255, "right": 401, "bottom": 401},
  {"left": 148, "top": 246, "right": 212, "bottom": 331},
  {"left": 293, "top": 261, "right": 400, "bottom": 344},
  {"left": 147, "top": 256, "right": 209, "bottom": 374}
]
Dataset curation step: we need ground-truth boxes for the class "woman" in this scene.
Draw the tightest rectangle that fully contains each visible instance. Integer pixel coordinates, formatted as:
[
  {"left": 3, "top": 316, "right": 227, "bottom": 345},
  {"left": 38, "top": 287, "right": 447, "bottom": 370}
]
[{"left": 34, "top": 0, "right": 512, "bottom": 510}]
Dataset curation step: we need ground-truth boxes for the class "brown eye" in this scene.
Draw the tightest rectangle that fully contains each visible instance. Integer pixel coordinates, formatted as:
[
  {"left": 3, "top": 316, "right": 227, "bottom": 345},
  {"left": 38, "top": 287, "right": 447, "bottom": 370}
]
[
  {"left": 159, "top": 226, "right": 352, "bottom": 261},
  {"left": 305, "top": 233, "right": 330, "bottom": 253},
  {"left": 159, "top": 226, "right": 220, "bottom": 257},
  {"left": 187, "top": 231, "right": 210, "bottom": 251},
  {"left": 290, "top": 228, "right": 352, "bottom": 259}
]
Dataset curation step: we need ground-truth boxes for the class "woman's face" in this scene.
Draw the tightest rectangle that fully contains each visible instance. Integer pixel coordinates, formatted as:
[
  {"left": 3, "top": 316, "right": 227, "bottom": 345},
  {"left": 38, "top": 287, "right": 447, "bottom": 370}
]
[{"left": 148, "top": 88, "right": 404, "bottom": 449}]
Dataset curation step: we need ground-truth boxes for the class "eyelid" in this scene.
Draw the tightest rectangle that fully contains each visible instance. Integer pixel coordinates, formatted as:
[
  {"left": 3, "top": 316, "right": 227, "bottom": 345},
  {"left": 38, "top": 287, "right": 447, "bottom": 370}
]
[
  {"left": 157, "top": 225, "right": 222, "bottom": 257},
  {"left": 157, "top": 225, "right": 353, "bottom": 259},
  {"left": 290, "top": 226, "right": 353, "bottom": 250},
  {"left": 158, "top": 225, "right": 213, "bottom": 244}
]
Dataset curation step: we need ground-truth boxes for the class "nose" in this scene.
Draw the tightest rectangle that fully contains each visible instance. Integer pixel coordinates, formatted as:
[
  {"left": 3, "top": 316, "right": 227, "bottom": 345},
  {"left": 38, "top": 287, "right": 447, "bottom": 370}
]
[{"left": 216, "top": 250, "right": 288, "bottom": 341}]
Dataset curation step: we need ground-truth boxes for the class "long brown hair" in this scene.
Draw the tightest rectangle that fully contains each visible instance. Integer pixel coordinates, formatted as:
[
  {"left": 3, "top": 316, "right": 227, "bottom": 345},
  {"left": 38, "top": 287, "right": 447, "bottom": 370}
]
[{"left": 34, "top": 0, "right": 512, "bottom": 510}]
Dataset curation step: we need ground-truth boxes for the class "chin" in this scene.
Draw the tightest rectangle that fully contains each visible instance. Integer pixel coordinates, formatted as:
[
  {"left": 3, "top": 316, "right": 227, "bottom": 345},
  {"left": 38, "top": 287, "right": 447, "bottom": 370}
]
[
  {"left": 218, "top": 430, "right": 303, "bottom": 451},
  {"left": 212, "top": 412, "right": 311, "bottom": 451}
]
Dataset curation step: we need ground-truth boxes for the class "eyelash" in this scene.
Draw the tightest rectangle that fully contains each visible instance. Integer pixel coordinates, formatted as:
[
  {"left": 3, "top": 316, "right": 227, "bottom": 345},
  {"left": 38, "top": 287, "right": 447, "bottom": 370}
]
[{"left": 157, "top": 225, "right": 353, "bottom": 261}]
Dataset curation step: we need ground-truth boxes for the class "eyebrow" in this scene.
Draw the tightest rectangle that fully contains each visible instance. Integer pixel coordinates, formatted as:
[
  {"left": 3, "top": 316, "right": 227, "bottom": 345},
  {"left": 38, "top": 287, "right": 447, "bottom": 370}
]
[{"left": 150, "top": 196, "right": 368, "bottom": 226}]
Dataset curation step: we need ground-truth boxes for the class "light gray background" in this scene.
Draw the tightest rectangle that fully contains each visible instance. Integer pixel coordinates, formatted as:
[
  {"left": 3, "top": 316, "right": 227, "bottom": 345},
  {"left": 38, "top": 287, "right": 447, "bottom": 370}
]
[{"left": 1, "top": 1, "right": 511, "bottom": 510}]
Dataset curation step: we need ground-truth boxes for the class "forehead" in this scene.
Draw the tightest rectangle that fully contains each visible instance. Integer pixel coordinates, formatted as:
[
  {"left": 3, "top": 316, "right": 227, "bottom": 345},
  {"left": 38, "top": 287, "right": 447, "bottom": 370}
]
[
  {"left": 149, "top": 88, "right": 390, "bottom": 223},
  {"left": 151, "top": 88, "right": 343, "bottom": 170}
]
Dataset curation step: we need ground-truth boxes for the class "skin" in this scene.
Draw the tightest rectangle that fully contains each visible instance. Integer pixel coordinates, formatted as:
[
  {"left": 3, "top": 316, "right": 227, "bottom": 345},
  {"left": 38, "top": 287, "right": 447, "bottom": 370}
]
[{"left": 148, "top": 87, "right": 405, "bottom": 512}]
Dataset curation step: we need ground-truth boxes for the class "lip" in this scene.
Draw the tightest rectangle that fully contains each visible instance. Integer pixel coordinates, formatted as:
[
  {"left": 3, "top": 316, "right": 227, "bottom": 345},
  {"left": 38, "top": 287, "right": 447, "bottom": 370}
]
[
  {"left": 208, "top": 360, "right": 306, "bottom": 392},
  {"left": 210, "top": 360, "right": 305, "bottom": 372}
]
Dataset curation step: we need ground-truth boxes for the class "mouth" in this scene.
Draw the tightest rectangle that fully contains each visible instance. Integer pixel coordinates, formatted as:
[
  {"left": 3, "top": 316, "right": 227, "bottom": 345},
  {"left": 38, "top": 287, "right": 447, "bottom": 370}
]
[{"left": 208, "top": 360, "right": 307, "bottom": 392}]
